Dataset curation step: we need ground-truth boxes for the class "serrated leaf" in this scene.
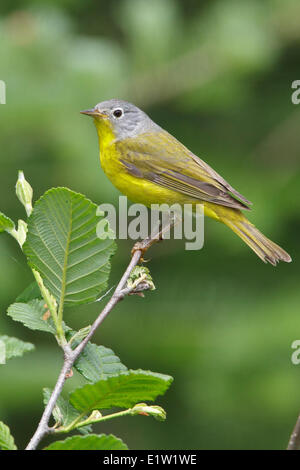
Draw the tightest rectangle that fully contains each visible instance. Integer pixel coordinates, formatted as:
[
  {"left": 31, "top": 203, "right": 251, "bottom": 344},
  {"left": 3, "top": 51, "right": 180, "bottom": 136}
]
[
  {"left": 7, "top": 300, "right": 56, "bottom": 334},
  {"left": 43, "top": 389, "right": 91, "bottom": 435},
  {"left": 23, "top": 188, "right": 116, "bottom": 307},
  {"left": 70, "top": 370, "right": 173, "bottom": 413},
  {"left": 44, "top": 434, "right": 128, "bottom": 450},
  {"left": 0, "top": 211, "right": 15, "bottom": 233},
  {"left": 0, "top": 421, "right": 17, "bottom": 450},
  {"left": 15, "top": 281, "right": 42, "bottom": 302},
  {"left": 73, "top": 342, "right": 128, "bottom": 383},
  {"left": 0, "top": 336, "right": 34, "bottom": 361}
]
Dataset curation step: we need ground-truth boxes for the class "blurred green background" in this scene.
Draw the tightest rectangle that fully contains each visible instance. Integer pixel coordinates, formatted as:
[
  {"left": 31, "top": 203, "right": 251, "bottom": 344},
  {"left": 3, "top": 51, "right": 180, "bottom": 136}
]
[{"left": 0, "top": 0, "right": 300, "bottom": 450}]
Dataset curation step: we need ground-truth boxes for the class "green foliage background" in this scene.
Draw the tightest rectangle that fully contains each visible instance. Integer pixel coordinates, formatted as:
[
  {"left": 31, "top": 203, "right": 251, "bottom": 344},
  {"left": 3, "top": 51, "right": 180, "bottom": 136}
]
[{"left": 0, "top": 0, "right": 299, "bottom": 450}]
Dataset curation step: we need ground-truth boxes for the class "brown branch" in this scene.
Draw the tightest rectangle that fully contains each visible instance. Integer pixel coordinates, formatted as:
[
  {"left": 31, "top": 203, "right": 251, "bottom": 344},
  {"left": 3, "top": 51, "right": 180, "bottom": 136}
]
[{"left": 287, "top": 413, "right": 300, "bottom": 450}]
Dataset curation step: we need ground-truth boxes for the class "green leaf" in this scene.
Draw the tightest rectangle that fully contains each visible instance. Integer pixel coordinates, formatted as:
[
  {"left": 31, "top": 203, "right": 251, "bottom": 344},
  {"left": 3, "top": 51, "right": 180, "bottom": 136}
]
[
  {"left": 68, "top": 326, "right": 91, "bottom": 345},
  {"left": 7, "top": 300, "right": 56, "bottom": 334},
  {"left": 70, "top": 370, "right": 173, "bottom": 413},
  {"left": 43, "top": 389, "right": 91, "bottom": 435},
  {"left": 43, "top": 388, "right": 79, "bottom": 427},
  {"left": 127, "top": 266, "right": 155, "bottom": 291},
  {"left": 0, "top": 336, "right": 34, "bottom": 363},
  {"left": 73, "top": 342, "right": 128, "bottom": 383},
  {"left": 23, "top": 188, "right": 116, "bottom": 307},
  {"left": 131, "top": 403, "right": 167, "bottom": 421},
  {"left": 0, "top": 421, "right": 17, "bottom": 450},
  {"left": 44, "top": 434, "right": 128, "bottom": 450},
  {"left": 15, "top": 281, "right": 42, "bottom": 302},
  {"left": 0, "top": 211, "right": 15, "bottom": 233}
]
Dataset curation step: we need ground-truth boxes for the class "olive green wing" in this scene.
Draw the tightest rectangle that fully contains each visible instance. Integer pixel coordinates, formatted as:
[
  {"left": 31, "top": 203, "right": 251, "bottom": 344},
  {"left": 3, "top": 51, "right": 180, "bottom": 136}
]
[{"left": 116, "top": 131, "right": 252, "bottom": 211}]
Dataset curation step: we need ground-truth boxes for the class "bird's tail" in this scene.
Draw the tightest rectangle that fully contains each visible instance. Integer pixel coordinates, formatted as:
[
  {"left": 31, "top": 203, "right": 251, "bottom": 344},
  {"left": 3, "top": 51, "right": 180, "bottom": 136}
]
[{"left": 222, "top": 215, "right": 291, "bottom": 266}]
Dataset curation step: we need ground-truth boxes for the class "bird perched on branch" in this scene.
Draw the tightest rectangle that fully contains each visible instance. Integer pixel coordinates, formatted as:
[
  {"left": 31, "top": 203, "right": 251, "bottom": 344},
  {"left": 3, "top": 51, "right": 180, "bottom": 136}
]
[{"left": 81, "top": 99, "right": 291, "bottom": 266}]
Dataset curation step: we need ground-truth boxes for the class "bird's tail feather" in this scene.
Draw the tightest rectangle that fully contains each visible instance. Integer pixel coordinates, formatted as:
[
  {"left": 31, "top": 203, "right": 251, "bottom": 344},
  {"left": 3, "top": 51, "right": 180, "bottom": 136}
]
[{"left": 222, "top": 217, "right": 292, "bottom": 266}]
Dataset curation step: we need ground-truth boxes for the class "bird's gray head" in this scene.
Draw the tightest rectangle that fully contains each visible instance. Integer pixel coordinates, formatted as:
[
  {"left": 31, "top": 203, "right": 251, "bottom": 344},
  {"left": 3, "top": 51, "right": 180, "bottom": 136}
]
[{"left": 80, "top": 99, "right": 159, "bottom": 140}]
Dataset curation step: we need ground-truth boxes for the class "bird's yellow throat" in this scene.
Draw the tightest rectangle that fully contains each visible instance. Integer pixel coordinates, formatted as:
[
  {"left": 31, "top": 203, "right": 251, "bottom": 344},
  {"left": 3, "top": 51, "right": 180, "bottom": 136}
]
[{"left": 94, "top": 116, "right": 116, "bottom": 153}]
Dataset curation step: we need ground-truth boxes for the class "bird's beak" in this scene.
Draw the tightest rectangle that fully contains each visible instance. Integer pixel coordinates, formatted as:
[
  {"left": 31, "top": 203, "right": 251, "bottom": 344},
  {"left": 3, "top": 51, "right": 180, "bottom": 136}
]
[{"left": 80, "top": 108, "right": 107, "bottom": 118}]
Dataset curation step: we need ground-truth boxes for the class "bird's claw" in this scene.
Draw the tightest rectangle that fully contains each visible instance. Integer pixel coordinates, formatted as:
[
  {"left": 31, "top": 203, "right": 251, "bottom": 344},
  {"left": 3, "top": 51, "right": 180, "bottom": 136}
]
[{"left": 131, "top": 241, "right": 150, "bottom": 262}]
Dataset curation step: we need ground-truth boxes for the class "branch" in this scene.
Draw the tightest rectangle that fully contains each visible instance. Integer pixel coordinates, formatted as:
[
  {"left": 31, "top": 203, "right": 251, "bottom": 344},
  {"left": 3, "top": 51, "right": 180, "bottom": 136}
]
[
  {"left": 25, "top": 235, "right": 159, "bottom": 450},
  {"left": 287, "top": 413, "right": 300, "bottom": 450}
]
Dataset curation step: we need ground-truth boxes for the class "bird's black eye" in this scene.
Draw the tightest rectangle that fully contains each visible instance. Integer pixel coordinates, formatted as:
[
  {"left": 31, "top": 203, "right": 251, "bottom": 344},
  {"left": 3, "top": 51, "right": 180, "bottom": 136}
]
[{"left": 113, "top": 108, "right": 123, "bottom": 118}]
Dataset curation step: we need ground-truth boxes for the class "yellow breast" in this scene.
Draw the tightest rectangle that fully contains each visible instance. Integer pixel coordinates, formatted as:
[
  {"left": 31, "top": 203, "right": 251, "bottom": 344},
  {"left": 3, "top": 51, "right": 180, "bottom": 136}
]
[
  {"left": 97, "top": 128, "right": 185, "bottom": 207},
  {"left": 94, "top": 119, "right": 220, "bottom": 220}
]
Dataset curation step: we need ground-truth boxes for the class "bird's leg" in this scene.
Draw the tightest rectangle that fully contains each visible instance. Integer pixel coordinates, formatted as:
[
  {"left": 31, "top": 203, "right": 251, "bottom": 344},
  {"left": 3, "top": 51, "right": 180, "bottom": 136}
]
[{"left": 131, "top": 212, "right": 178, "bottom": 261}]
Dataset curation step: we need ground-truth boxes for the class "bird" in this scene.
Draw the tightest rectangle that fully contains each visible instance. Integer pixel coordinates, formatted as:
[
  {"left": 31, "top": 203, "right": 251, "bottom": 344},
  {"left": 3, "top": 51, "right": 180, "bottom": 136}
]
[{"left": 80, "top": 99, "right": 291, "bottom": 266}]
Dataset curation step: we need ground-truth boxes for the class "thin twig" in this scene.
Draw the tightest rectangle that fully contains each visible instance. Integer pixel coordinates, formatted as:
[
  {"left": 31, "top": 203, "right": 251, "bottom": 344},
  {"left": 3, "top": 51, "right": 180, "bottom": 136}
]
[
  {"left": 25, "top": 353, "right": 74, "bottom": 450},
  {"left": 287, "top": 413, "right": 300, "bottom": 450},
  {"left": 25, "top": 231, "right": 162, "bottom": 450}
]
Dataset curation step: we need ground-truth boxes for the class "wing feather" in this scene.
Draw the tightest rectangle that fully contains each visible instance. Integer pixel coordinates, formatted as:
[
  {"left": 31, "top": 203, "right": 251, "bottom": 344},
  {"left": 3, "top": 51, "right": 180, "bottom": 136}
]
[{"left": 117, "top": 131, "right": 252, "bottom": 211}]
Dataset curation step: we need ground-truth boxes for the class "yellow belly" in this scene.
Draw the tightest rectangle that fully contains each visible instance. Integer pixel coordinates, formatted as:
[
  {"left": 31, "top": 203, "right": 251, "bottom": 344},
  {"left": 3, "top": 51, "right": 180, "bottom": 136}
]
[{"left": 99, "top": 140, "right": 221, "bottom": 222}]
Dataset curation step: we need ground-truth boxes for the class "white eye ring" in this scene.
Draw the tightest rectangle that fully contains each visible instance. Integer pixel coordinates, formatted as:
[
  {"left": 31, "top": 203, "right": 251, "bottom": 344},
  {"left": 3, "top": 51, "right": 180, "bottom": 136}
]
[{"left": 112, "top": 108, "right": 124, "bottom": 119}]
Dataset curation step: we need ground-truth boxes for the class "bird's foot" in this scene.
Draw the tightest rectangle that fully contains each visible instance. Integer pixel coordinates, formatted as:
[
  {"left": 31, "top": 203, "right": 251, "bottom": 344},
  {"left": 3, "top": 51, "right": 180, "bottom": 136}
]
[{"left": 131, "top": 233, "right": 163, "bottom": 262}]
